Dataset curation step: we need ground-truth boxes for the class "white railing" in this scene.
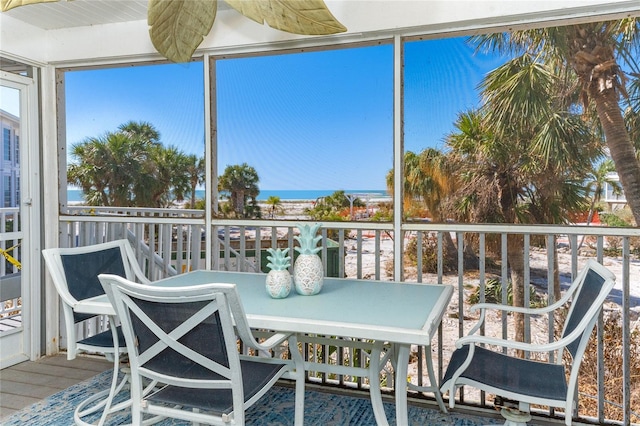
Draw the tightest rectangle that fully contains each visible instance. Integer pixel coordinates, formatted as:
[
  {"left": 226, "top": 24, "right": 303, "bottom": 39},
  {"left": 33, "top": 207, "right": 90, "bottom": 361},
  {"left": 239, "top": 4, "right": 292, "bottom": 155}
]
[
  {"left": 0, "top": 273, "right": 21, "bottom": 330},
  {"left": 60, "top": 206, "right": 640, "bottom": 425},
  {"left": 0, "top": 207, "right": 22, "bottom": 331}
]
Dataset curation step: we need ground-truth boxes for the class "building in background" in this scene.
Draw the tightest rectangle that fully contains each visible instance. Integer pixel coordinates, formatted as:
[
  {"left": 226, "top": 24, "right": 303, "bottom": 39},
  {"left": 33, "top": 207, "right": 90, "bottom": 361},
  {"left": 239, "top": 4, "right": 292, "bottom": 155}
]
[
  {"left": 0, "top": 109, "right": 20, "bottom": 208},
  {"left": 604, "top": 171, "right": 626, "bottom": 210}
]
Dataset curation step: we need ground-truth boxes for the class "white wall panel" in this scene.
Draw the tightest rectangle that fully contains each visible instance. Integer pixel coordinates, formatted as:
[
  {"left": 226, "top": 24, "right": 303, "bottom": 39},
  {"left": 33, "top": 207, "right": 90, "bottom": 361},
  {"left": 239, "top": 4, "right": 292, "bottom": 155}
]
[{"left": 0, "top": 15, "right": 47, "bottom": 65}]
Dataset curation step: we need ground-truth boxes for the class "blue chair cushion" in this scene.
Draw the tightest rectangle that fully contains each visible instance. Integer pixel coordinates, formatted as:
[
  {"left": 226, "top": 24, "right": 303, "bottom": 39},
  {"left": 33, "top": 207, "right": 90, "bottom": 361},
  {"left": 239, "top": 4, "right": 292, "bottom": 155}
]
[
  {"left": 442, "top": 344, "right": 568, "bottom": 402},
  {"left": 78, "top": 326, "right": 125, "bottom": 350},
  {"left": 145, "top": 358, "right": 288, "bottom": 415}
]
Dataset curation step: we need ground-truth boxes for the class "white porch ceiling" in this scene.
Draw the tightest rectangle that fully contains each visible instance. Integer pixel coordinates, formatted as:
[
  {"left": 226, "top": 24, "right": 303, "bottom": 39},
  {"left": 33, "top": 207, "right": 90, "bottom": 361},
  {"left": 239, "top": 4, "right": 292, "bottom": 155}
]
[
  {"left": 3, "top": 0, "right": 148, "bottom": 30},
  {"left": 2, "top": 0, "right": 230, "bottom": 31}
]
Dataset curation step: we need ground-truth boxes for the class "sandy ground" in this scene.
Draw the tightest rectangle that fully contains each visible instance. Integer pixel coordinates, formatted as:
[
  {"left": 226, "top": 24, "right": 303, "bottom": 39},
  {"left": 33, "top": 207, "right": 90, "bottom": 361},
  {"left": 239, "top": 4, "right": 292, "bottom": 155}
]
[{"left": 264, "top": 200, "right": 326, "bottom": 220}]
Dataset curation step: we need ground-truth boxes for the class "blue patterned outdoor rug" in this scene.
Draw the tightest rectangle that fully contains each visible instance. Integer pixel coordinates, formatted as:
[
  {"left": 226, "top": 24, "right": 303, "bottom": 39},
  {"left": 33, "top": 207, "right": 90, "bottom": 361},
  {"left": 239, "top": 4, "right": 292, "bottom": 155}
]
[{"left": 4, "top": 370, "right": 500, "bottom": 425}]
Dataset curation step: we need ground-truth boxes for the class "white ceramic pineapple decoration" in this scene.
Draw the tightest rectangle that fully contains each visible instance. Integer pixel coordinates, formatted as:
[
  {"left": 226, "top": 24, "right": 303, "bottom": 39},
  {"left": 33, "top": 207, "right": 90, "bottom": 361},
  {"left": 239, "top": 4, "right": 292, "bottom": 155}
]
[
  {"left": 293, "top": 223, "right": 324, "bottom": 295},
  {"left": 265, "top": 248, "right": 292, "bottom": 298}
]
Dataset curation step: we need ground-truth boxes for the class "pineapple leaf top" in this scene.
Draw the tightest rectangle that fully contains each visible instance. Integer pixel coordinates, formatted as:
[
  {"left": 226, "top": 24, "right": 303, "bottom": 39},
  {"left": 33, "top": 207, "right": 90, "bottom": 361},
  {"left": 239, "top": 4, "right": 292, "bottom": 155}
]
[
  {"left": 266, "top": 247, "right": 291, "bottom": 271},
  {"left": 294, "top": 223, "right": 322, "bottom": 255}
]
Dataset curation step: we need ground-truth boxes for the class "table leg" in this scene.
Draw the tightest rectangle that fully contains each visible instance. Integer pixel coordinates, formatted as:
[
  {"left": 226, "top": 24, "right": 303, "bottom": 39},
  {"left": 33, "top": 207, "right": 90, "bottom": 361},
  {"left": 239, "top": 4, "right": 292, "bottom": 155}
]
[
  {"left": 368, "top": 341, "right": 390, "bottom": 426},
  {"left": 395, "top": 344, "right": 410, "bottom": 426},
  {"left": 290, "top": 334, "right": 305, "bottom": 426}
]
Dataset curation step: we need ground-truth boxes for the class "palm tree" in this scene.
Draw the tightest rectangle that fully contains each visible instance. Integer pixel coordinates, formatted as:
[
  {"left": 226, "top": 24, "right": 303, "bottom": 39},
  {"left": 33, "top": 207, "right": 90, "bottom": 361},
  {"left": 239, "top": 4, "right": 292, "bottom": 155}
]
[
  {"left": 471, "top": 18, "right": 640, "bottom": 225},
  {"left": 386, "top": 151, "right": 421, "bottom": 214},
  {"left": 68, "top": 137, "right": 111, "bottom": 206},
  {"left": 577, "top": 159, "right": 622, "bottom": 248},
  {"left": 118, "top": 120, "right": 160, "bottom": 145},
  {"left": 417, "top": 148, "right": 456, "bottom": 217},
  {"left": 626, "top": 73, "right": 640, "bottom": 158},
  {"left": 387, "top": 149, "right": 460, "bottom": 266},
  {"left": 585, "top": 159, "right": 620, "bottom": 223},
  {"left": 386, "top": 149, "right": 455, "bottom": 218},
  {"left": 185, "top": 155, "right": 205, "bottom": 208},
  {"left": 105, "top": 132, "right": 150, "bottom": 206},
  {"left": 443, "top": 53, "right": 599, "bottom": 342},
  {"left": 445, "top": 109, "right": 519, "bottom": 224},
  {"left": 138, "top": 145, "right": 192, "bottom": 207},
  {"left": 218, "top": 163, "right": 260, "bottom": 217},
  {"left": 265, "top": 195, "right": 282, "bottom": 219},
  {"left": 68, "top": 122, "right": 195, "bottom": 208},
  {"left": 69, "top": 131, "right": 149, "bottom": 206}
]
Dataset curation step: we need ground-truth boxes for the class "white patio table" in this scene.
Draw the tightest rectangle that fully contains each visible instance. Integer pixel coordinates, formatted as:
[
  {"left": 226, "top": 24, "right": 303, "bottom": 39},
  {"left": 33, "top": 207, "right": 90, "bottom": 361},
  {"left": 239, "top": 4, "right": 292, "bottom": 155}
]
[{"left": 75, "top": 270, "right": 453, "bottom": 426}]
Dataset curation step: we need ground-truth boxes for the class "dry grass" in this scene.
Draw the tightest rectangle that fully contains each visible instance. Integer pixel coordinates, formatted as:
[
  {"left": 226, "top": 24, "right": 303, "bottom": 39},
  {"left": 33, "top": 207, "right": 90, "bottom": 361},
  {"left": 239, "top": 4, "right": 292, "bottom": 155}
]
[{"left": 572, "top": 311, "right": 640, "bottom": 422}]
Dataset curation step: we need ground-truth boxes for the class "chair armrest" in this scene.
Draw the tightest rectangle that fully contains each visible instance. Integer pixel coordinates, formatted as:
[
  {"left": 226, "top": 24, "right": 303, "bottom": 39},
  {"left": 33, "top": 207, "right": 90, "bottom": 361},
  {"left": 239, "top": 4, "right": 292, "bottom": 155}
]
[
  {"left": 466, "top": 301, "right": 562, "bottom": 336},
  {"left": 469, "top": 277, "right": 577, "bottom": 318},
  {"left": 243, "top": 332, "right": 292, "bottom": 352},
  {"left": 456, "top": 333, "right": 566, "bottom": 353},
  {"left": 134, "top": 273, "right": 152, "bottom": 286},
  {"left": 469, "top": 302, "right": 555, "bottom": 316},
  {"left": 461, "top": 294, "right": 604, "bottom": 354}
]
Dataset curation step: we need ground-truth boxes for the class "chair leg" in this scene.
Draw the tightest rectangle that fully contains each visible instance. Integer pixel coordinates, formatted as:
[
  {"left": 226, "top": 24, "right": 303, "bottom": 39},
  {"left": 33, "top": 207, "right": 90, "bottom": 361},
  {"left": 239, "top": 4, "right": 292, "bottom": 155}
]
[
  {"left": 130, "top": 375, "right": 144, "bottom": 426},
  {"left": 407, "top": 345, "right": 448, "bottom": 413},
  {"left": 75, "top": 323, "right": 128, "bottom": 426},
  {"left": 426, "top": 345, "right": 447, "bottom": 413},
  {"left": 73, "top": 364, "right": 129, "bottom": 426},
  {"left": 499, "top": 406, "right": 532, "bottom": 426},
  {"left": 192, "top": 407, "right": 201, "bottom": 426},
  {"left": 294, "top": 367, "right": 305, "bottom": 426}
]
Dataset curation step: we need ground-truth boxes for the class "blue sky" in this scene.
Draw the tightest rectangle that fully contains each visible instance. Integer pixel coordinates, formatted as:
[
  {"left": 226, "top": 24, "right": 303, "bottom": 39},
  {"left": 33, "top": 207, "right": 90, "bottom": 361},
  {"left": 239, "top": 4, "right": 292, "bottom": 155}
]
[
  {"left": 0, "top": 86, "right": 20, "bottom": 116},
  {"left": 64, "top": 36, "right": 506, "bottom": 191},
  {"left": 65, "top": 63, "right": 205, "bottom": 156}
]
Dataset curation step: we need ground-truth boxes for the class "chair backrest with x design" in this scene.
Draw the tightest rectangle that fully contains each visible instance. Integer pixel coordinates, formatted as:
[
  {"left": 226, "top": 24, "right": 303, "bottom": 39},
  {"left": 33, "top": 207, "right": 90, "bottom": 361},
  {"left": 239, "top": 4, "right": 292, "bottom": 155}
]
[
  {"left": 100, "top": 273, "right": 303, "bottom": 425},
  {"left": 42, "top": 239, "right": 150, "bottom": 359},
  {"left": 120, "top": 281, "right": 241, "bottom": 387}
]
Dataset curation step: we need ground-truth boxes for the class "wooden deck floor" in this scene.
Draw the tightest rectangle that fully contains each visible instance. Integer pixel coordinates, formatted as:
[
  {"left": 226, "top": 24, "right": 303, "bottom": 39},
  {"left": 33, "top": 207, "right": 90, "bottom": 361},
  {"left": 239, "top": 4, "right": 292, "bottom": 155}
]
[{"left": 0, "top": 354, "right": 111, "bottom": 420}]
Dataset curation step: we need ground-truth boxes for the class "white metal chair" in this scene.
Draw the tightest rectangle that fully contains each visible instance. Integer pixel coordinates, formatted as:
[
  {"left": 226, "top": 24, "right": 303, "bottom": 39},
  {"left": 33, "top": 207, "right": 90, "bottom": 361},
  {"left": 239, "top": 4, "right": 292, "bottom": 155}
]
[
  {"left": 440, "top": 259, "right": 616, "bottom": 426},
  {"left": 42, "top": 239, "right": 151, "bottom": 425},
  {"left": 99, "top": 273, "right": 306, "bottom": 426}
]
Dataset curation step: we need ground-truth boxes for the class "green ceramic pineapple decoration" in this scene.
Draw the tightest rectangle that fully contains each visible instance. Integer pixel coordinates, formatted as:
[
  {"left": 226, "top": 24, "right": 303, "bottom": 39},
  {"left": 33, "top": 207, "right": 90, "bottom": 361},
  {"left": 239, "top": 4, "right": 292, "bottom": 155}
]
[
  {"left": 265, "top": 248, "right": 292, "bottom": 298},
  {"left": 294, "top": 223, "right": 323, "bottom": 256},
  {"left": 266, "top": 247, "right": 291, "bottom": 271},
  {"left": 293, "top": 223, "right": 324, "bottom": 295}
]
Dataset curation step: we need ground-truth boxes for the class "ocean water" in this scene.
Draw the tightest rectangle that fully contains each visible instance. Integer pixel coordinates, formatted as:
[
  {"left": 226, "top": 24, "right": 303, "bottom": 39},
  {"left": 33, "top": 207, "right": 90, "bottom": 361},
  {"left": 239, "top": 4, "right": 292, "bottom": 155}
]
[{"left": 66, "top": 189, "right": 389, "bottom": 203}]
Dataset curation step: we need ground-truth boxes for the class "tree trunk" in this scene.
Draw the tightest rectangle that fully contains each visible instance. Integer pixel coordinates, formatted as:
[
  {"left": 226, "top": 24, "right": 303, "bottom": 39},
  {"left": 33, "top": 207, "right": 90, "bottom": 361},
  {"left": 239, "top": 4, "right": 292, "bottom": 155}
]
[
  {"left": 443, "top": 231, "right": 458, "bottom": 265},
  {"left": 507, "top": 233, "right": 526, "bottom": 348},
  {"left": 233, "top": 190, "right": 245, "bottom": 216},
  {"left": 578, "top": 199, "right": 596, "bottom": 249},
  {"left": 551, "top": 237, "right": 561, "bottom": 302},
  {"left": 592, "top": 87, "right": 640, "bottom": 226},
  {"left": 463, "top": 236, "right": 479, "bottom": 269},
  {"left": 190, "top": 183, "right": 197, "bottom": 208}
]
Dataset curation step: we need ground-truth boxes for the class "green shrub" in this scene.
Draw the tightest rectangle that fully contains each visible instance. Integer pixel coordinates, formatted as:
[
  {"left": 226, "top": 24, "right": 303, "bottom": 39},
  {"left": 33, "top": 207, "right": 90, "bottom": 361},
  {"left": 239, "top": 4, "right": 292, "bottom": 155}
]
[
  {"left": 600, "top": 213, "right": 629, "bottom": 227},
  {"left": 405, "top": 232, "right": 457, "bottom": 274},
  {"left": 467, "top": 278, "right": 544, "bottom": 308}
]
